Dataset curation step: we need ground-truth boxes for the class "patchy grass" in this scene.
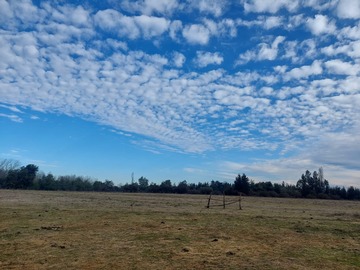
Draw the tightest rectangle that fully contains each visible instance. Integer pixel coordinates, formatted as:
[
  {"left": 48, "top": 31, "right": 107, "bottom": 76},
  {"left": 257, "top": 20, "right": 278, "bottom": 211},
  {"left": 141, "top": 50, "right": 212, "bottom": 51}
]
[{"left": 0, "top": 190, "right": 359, "bottom": 269}]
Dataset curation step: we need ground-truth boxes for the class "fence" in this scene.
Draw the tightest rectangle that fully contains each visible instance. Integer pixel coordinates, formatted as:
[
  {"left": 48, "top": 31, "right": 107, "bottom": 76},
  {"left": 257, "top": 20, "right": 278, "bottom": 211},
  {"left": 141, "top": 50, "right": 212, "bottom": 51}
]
[{"left": 206, "top": 192, "right": 242, "bottom": 210}]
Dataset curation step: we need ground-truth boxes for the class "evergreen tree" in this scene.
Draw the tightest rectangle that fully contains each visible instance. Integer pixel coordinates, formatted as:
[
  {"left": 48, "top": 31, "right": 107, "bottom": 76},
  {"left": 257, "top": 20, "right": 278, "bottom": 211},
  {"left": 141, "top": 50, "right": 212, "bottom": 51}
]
[
  {"left": 234, "top": 173, "right": 250, "bottom": 195},
  {"left": 138, "top": 176, "right": 149, "bottom": 192}
]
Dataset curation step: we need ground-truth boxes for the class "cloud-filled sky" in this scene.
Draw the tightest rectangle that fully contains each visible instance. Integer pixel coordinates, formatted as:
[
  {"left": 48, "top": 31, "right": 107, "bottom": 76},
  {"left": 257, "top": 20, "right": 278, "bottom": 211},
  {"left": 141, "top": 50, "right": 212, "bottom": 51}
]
[{"left": 1, "top": 0, "right": 360, "bottom": 187}]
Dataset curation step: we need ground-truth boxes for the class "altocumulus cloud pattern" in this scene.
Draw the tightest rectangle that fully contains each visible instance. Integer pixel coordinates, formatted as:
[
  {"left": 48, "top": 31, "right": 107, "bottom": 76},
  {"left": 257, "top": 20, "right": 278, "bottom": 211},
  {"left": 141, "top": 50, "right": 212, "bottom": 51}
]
[{"left": 0, "top": 0, "right": 360, "bottom": 185}]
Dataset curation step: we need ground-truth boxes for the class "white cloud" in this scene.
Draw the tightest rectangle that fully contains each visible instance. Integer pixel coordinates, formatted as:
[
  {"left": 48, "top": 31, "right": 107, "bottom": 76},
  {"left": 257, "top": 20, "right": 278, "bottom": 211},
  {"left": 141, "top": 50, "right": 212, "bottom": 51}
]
[
  {"left": 194, "top": 51, "right": 223, "bottom": 68},
  {"left": 282, "top": 39, "right": 318, "bottom": 64},
  {"left": 220, "top": 152, "right": 360, "bottom": 186},
  {"left": 70, "top": 6, "right": 90, "bottom": 26},
  {"left": 237, "top": 16, "right": 284, "bottom": 30},
  {"left": 219, "top": 19, "right": 237, "bottom": 37},
  {"left": 0, "top": 0, "right": 13, "bottom": 24},
  {"left": 182, "top": 24, "right": 210, "bottom": 45},
  {"left": 202, "top": 19, "right": 218, "bottom": 35},
  {"left": 0, "top": 0, "right": 359, "bottom": 185},
  {"left": 312, "top": 129, "right": 360, "bottom": 170},
  {"left": 325, "top": 59, "right": 359, "bottom": 76},
  {"left": 0, "top": 113, "right": 23, "bottom": 123},
  {"left": 134, "top": 15, "right": 170, "bottom": 39},
  {"left": 95, "top": 10, "right": 236, "bottom": 46},
  {"left": 94, "top": 10, "right": 169, "bottom": 39},
  {"left": 237, "top": 36, "right": 285, "bottom": 64},
  {"left": 10, "top": 0, "right": 41, "bottom": 25},
  {"left": 221, "top": 158, "right": 313, "bottom": 182},
  {"left": 306, "top": 15, "right": 336, "bottom": 35},
  {"left": 104, "top": 39, "right": 128, "bottom": 51},
  {"left": 49, "top": 4, "right": 91, "bottom": 27},
  {"left": 242, "top": 0, "right": 299, "bottom": 13},
  {"left": 258, "top": 36, "right": 285, "bottom": 60},
  {"left": 337, "top": 0, "right": 360, "bottom": 19},
  {"left": 285, "top": 60, "right": 323, "bottom": 80},
  {"left": 322, "top": 40, "right": 360, "bottom": 59},
  {"left": 287, "top": 14, "right": 304, "bottom": 29},
  {"left": 94, "top": 9, "right": 139, "bottom": 39},
  {"left": 169, "top": 20, "right": 182, "bottom": 41},
  {"left": 172, "top": 52, "right": 186, "bottom": 67},
  {"left": 338, "top": 77, "right": 360, "bottom": 93},
  {"left": 183, "top": 167, "right": 205, "bottom": 174},
  {"left": 300, "top": 39, "right": 317, "bottom": 59},
  {"left": 260, "top": 87, "right": 274, "bottom": 96},
  {"left": 193, "top": 0, "right": 227, "bottom": 17},
  {"left": 120, "top": 0, "right": 180, "bottom": 16},
  {"left": 0, "top": 104, "right": 23, "bottom": 113},
  {"left": 338, "top": 22, "right": 360, "bottom": 40},
  {"left": 203, "top": 18, "right": 237, "bottom": 38},
  {"left": 263, "top": 16, "right": 283, "bottom": 29},
  {"left": 283, "top": 41, "right": 298, "bottom": 61},
  {"left": 303, "top": 0, "right": 338, "bottom": 11}
]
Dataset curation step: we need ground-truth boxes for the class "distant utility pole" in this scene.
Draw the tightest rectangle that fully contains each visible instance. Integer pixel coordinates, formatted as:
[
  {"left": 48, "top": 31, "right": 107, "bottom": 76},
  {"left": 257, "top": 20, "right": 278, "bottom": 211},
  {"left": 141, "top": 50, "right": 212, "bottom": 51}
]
[{"left": 131, "top": 172, "right": 134, "bottom": 184}]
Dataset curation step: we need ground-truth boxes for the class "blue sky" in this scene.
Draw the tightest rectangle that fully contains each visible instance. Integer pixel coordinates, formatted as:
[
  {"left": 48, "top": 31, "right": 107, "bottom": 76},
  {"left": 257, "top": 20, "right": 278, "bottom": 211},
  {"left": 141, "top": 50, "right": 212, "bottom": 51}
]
[{"left": 1, "top": 0, "right": 360, "bottom": 187}]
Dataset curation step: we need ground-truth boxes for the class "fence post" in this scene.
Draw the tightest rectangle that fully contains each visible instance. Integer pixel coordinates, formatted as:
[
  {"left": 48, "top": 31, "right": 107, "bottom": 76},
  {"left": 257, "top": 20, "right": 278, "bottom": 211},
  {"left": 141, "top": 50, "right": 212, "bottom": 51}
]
[
  {"left": 223, "top": 192, "right": 225, "bottom": 209},
  {"left": 207, "top": 193, "right": 212, "bottom": 208},
  {"left": 239, "top": 194, "right": 242, "bottom": 210}
]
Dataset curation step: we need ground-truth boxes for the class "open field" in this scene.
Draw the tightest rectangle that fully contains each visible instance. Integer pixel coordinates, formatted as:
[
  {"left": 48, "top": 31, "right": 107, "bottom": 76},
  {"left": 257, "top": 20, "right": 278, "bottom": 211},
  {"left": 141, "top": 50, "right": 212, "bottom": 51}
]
[{"left": 0, "top": 190, "right": 359, "bottom": 269}]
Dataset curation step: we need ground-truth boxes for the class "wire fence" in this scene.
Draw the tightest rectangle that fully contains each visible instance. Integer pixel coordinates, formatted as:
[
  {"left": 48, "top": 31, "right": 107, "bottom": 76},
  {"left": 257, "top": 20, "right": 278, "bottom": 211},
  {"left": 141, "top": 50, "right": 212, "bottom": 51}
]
[{"left": 206, "top": 193, "right": 242, "bottom": 210}]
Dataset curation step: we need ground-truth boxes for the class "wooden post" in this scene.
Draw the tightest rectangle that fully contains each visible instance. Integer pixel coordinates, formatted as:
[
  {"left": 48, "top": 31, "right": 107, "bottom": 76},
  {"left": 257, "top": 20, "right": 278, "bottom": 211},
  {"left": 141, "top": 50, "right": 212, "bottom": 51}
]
[
  {"left": 223, "top": 192, "right": 225, "bottom": 209},
  {"left": 207, "top": 193, "right": 212, "bottom": 208},
  {"left": 239, "top": 194, "right": 242, "bottom": 210}
]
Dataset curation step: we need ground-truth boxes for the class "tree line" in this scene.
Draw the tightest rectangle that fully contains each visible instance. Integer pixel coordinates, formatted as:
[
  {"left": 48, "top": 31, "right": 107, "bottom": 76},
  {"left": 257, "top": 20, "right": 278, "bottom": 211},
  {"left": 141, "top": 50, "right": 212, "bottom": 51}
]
[{"left": 0, "top": 159, "right": 359, "bottom": 200}]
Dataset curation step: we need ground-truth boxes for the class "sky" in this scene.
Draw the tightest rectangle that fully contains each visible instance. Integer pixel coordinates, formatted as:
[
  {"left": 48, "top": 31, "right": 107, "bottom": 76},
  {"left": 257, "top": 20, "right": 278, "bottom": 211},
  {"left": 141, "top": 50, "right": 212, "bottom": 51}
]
[{"left": 1, "top": 0, "right": 360, "bottom": 187}]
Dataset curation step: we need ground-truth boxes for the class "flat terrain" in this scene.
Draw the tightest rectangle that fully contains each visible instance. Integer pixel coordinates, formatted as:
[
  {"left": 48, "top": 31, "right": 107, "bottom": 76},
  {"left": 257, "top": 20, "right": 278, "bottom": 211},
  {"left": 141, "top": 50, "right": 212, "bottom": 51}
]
[{"left": 0, "top": 190, "right": 359, "bottom": 270}]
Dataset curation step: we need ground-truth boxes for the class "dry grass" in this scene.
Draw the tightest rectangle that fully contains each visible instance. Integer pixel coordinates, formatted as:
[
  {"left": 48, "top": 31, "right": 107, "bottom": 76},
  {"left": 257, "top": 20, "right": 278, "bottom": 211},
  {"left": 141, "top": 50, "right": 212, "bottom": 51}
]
[{"left": 0, "top": 190, "right": 359, "bottom": 269}]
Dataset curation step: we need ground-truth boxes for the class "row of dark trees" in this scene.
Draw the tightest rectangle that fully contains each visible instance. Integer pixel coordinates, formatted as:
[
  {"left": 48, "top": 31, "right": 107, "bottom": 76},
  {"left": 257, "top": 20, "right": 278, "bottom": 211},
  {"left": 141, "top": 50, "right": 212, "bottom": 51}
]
[
  {"left": 0, "top": 159, "right": 39, "bottom": 190},
  {"left": 0, "top": 159, "right": 359, "bottom": 200}
]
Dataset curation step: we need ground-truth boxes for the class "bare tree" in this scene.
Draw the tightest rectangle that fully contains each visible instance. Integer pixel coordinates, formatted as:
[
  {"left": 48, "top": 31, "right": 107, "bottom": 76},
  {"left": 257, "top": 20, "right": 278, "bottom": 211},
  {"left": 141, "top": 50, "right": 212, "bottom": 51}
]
[{"left": 0, "top": 159, "right": 21, "bottom": 178}]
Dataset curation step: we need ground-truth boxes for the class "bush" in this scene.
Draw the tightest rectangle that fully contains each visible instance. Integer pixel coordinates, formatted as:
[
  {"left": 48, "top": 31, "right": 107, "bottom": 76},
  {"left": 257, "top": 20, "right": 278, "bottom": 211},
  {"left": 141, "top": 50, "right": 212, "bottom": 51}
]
[{"left": 317, "top": 193, "right": 330, "bottom": 200}]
